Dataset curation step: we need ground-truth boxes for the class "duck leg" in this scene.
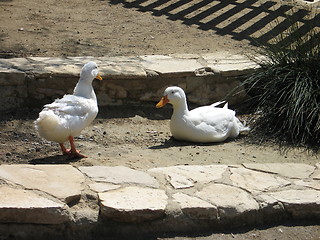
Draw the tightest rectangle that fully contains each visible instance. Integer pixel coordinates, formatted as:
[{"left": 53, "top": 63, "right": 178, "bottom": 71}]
[
  {"left": 67, "top": 136, "right": 87, "bottom": 159},
  {"left": 59, "top": 143, "right": 69, "bottom": 155},
  {"left": 59, "top": 137, "right": 87, "bottom": 159}
]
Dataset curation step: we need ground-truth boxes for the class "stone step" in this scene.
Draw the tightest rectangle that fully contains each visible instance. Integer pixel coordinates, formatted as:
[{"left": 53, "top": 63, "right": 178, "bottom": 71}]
[
  {"left": 0, "top": 53, "right": 259, "bottom": 111},
  {"left": 0, "top": 163, "right": 319, "bottom": 238}
]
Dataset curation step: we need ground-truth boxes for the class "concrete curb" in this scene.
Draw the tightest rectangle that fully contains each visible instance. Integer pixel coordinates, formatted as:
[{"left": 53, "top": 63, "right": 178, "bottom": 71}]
[
  {"left": 0, "top": 163, "right": 319, "bottom": 239},
  {"left": 0, "top": 53, "right": 259, "bottom": 111}
]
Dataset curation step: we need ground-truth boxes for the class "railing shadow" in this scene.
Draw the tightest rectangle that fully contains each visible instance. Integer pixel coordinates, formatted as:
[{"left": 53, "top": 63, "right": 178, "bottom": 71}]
[{"left": 109, "top": 0, "right": 319, "bottom": 48}]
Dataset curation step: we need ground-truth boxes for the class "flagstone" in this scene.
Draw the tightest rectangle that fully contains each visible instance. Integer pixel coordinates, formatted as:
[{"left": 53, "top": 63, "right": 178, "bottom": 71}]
[
  {"left": 202, "top": 53, "right": 259, "bottom": 77},
  {"left": 0, "top": 186, "right": 70, "bottom": 224},
  {"left": 88, "top": 182, "right": 121, "bottom": 193},
  {"left": 172, "top": 192, "right": 218, "bottom": 220},
  {"left": 196, "top": 183, "right": 260, "bottom": 219},
  {"left": 99, "top": 186, "right": 167, "bottom": 223},
  {"left": 148, "top": 165, "right": 228, "bottom": 189},
  {"left": 243, "top": 163, "right": 315, "bottom": 179},
  {"left": 79, "top": 166, "right": 159, "bottom": 188},
  {"left": 230, "top": 167, "right": 290, "bottom": 193},
  {"left": 265, "top": 189, "right": 320, "bottom": 219},
  {"left": 293, "top": 179, "right": 320, "bottom": 190},
  {"left": 0, "top": 165, "right": 85, "bottom": 203},
  {"left": 140, "top": 55, "right": 203, "bottom": 77},
  {"left": 313, "top": 163, "right": 320, "bottom": 179}
]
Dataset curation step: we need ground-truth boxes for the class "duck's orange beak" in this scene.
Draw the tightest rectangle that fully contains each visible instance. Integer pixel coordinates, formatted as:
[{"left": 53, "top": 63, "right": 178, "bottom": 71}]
[
  {"left": 156, "top": 95, "right": 169, "bottom": 108},
  {"left": 95, "top": 73, "right": 103, "bottom": 81}
]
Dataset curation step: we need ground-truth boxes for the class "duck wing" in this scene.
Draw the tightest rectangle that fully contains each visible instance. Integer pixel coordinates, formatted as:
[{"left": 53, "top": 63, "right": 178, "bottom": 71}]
[
  {"left": 36, "top": 94, "right": 98, "bottom": 141},
  {"left": 44, "top": 95, "right": 94, "bottom": 117},
  {"left": 188, "top": 106, "right": 236, "bottom": 138}
]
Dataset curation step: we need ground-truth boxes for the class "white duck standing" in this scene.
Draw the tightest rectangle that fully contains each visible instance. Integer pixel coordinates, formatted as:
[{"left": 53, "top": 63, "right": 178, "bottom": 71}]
[
  {"left": 156, "top": 86, "right": 249, "bottom": 143},
  {"left": 35, "top": 61, "right": 102, "bottom": 159}
]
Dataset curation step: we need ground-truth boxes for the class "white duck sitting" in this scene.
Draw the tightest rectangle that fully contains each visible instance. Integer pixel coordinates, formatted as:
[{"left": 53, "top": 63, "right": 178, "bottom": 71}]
[
  {"left": 156, "top": 86, "right": 249, "bottom": 143},
  {"left": 35, "top": 61, "right": 102, "bottom": 159}
]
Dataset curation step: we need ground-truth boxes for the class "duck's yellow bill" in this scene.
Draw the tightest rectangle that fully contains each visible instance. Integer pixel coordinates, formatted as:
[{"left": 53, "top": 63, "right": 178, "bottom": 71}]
[
  {"left": 156, "top": 96, "right": 169, "bottom": 108},
  {"left": 95, "top": 73, "right": 103, "bottom": 81}
]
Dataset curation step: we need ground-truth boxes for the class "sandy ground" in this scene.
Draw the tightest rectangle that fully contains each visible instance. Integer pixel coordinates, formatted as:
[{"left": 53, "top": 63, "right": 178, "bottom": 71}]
[
  {"left": 0, "top": 0, "right": 319, "bottom": 239},
  {"left": 0, "top": 0, "right": 259, "bottom": 58},
  {"left": 0, "top": 105, "right": 319, "bottom": 168},
  {"left": 158, "top": 222, "right": 320, "bottom": 240}
]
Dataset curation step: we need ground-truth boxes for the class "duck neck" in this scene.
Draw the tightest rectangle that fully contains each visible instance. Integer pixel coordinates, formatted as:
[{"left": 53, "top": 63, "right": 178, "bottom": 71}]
[
  {"left": 73, "top": 80, "right": 96, "bottom": 101},
  {"left": 172, "top": 99, "right": 189, "bottom": 117}
]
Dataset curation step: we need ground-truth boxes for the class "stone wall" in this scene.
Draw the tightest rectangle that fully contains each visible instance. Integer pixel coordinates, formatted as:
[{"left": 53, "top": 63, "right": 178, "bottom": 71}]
[{"left": 0, "top": 53, "right": 259, "bottom": 111}]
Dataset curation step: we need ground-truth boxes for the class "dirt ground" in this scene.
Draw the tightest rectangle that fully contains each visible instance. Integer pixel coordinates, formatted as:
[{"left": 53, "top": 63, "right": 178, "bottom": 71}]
[
  {"left": 0, "top": 105, "right": 319, "bottom": 168},
  {"left": 158, "top": 221, "right": 320, "bottom": 240},
  {"left": 0, "top": 0, "right": 319, "bottom": 239},
  {"left": 0, "top": 0, "right": 260, "bottom": 58}
]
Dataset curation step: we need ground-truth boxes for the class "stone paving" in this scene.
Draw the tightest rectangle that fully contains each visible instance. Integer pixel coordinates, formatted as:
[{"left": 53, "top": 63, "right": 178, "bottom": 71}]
[{"left": 0, "top": 163, "right": 319, "bottom": 238}]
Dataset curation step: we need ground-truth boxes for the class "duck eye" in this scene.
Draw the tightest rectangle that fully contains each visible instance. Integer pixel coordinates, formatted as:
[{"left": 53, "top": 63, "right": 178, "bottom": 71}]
[{"left": 171, "top": 91, "right": 175, "bottom": 94}]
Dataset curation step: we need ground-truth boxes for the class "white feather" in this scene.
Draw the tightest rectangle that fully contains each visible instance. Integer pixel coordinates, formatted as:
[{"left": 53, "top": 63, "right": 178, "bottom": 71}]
[
  {"left": 157, "top": 86, "right": 249, "bottom": 143},
  {"left": 35, "top": 61, "right": 100, "bottom": 144}
]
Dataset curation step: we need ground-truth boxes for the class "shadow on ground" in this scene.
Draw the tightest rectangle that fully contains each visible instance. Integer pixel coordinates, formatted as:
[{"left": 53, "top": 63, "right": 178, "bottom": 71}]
[{"left": 110, "top": 0, "right": 320, "bottom": 48}]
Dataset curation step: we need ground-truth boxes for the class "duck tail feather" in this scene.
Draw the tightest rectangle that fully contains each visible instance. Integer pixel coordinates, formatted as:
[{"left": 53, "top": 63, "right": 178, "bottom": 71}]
[
  {"left": 210, "top": 101, "right": 226, "bottom": 108},
  {"left": 34, "top": 110, "right": 59, "bottom": 134},
  {"left": 223, "top": 102, "right": 228, "bottom": 109},
  {"left": 236, "top": 117, "right": 250, "bottom": 132}
]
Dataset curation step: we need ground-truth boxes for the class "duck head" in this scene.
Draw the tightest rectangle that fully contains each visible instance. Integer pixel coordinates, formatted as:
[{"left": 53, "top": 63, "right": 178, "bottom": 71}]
[
  {"left": 79, "top": 61, "right": 103, "bottom": 83},
  {"left": 73, "top": 61, "right": 103, "bottom": 99},
  {"left": 156, "top": 86, "right": 187, "bottom": 108}
]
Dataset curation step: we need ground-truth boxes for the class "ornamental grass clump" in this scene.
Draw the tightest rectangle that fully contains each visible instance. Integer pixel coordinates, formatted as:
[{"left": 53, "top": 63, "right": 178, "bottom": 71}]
[{"left": 243, "top": 8, "right": 320, "bottom": 149}]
